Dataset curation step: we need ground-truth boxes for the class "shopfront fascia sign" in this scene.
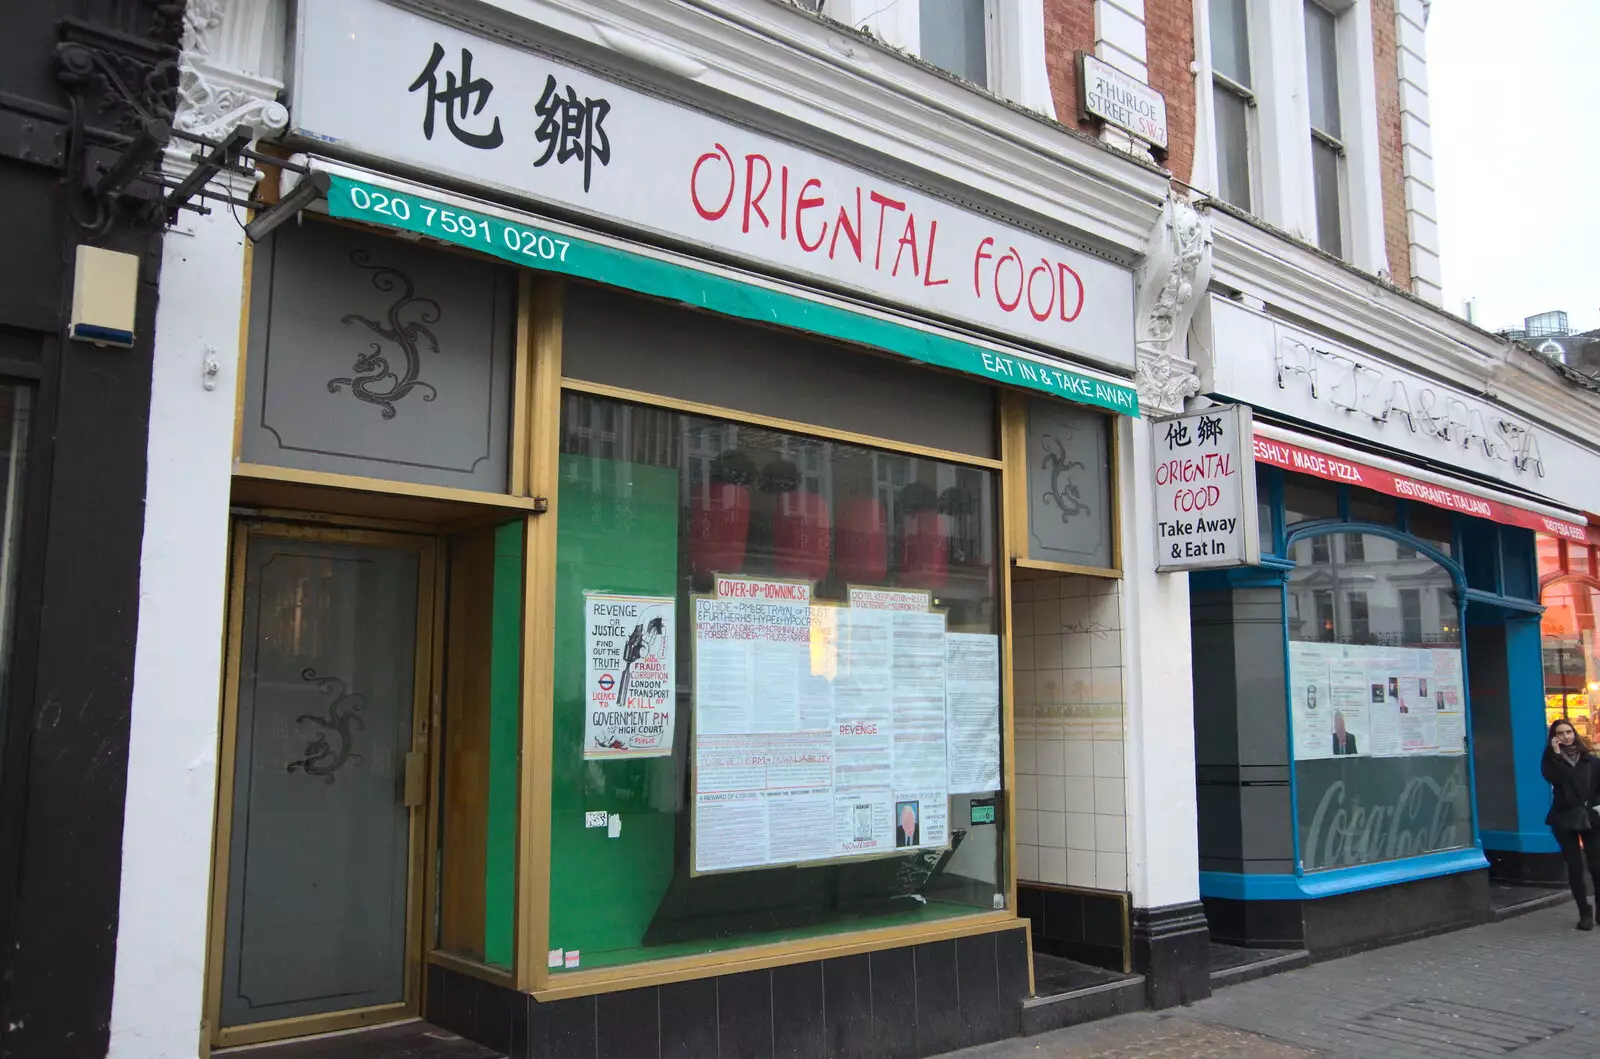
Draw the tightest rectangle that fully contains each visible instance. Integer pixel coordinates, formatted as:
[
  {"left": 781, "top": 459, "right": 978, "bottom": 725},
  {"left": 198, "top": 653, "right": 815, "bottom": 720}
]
[
  {"left": 324, "top": 173, "right": 1140, "bottom": 415},
  {"left": 1152, "top": 404, "right": 1260, "bottom": 571},
  {"left": 1252, "top": 432, "right": 1591, "bottom": 543},
  {"left": 289, "top": 0, "right": 1137, "bottom": 373},
  {"left": 1209, "top": 297, "right": 1600, "bottom": 515},
  {"left": 1076, "top": 53, "right": 1168, "bottom": 150}
]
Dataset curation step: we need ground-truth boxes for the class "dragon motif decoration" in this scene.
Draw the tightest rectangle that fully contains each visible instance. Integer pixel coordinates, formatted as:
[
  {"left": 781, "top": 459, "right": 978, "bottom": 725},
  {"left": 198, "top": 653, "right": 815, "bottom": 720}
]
[
  {"left": 286, "top": 668, "right": 365, "bottom": 784},
  {"left": 1040, "top": 432, "right": 1091, "bottom": 522},
  {"left": 329, "top": 251, "right": 443, "bottom": 419}
]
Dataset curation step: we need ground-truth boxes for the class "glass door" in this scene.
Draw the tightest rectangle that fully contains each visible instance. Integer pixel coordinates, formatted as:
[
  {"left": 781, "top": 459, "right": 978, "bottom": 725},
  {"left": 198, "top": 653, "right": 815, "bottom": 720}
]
[{"left": 209, "top": 523, "right": 434, "bottom": 1046}]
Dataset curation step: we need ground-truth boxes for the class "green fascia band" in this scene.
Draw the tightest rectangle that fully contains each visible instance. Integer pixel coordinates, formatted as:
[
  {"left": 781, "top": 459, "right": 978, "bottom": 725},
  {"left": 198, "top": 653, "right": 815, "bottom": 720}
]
[{"left": 326, "top": 175, "right": 1140, "bottom": 418}]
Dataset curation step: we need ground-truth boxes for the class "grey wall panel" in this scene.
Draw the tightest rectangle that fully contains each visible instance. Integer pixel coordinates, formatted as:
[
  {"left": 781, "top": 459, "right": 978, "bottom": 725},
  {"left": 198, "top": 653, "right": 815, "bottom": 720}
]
[
  {"left": 561, "top": 281, "right": 998, "bottom": 459},
  {"left": 243, "top": 221, "right": 516, "bottom": 490}
]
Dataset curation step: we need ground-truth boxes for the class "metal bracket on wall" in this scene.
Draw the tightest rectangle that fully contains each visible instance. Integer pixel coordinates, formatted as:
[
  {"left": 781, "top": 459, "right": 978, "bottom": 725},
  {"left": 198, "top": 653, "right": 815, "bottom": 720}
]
[{"left": 0, "top": 106, "right": 66, "bottom": 168}]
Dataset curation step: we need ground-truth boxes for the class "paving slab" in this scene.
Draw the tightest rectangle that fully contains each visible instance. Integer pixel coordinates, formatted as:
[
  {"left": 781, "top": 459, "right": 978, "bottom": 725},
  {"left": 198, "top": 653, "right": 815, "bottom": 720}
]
[{"left": 938, "top": 904, "right": 1600, "bottom": 1059}]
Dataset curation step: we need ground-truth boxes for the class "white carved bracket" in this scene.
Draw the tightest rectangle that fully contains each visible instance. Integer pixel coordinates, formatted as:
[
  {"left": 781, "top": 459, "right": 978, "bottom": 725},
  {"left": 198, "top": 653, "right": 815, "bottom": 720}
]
[
  {"left": 173, "top": 1, "right": 288, "bottom": 176},
  {"left": 1133, "top": 193, "right": 1213, "bottom": 416}
]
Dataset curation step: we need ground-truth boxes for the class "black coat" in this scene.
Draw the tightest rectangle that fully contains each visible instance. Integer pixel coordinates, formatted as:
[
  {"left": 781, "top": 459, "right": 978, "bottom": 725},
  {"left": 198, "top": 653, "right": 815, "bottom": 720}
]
[{"left": 1542, "top": 748, "right": 1600, "bottom": 831}]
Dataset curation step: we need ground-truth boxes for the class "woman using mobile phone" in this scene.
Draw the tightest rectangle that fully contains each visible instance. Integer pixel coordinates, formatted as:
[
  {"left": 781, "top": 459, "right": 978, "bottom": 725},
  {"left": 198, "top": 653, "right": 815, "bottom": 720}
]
[{"left": 1543, "top": 718, "right": 1600, "bottom": 930}]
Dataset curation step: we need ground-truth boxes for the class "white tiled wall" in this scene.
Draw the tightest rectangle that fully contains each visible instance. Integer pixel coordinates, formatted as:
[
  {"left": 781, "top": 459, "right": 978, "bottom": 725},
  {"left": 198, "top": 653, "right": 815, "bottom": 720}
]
[{"left": 1012, "top": 573, "right": 1128, "bottom": 892}]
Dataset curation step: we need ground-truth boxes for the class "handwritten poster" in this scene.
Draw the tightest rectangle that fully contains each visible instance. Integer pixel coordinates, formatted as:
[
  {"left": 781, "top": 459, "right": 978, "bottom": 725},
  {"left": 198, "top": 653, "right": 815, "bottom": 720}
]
[
  {"left": 849, "top": 586, "right": 932, "bottom": 612},
  {"left": 583, "top": 592, "right": 676, "bottom": 759}
]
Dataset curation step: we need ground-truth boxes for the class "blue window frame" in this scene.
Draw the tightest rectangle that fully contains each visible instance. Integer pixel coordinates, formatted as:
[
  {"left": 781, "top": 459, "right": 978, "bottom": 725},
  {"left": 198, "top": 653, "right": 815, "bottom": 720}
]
[
  {"left": 1199, "top": 466, "right": 1549, "bottom": 899},
  {"left": 1281, "top": 524, "right": 1476, "bottom": 875}
]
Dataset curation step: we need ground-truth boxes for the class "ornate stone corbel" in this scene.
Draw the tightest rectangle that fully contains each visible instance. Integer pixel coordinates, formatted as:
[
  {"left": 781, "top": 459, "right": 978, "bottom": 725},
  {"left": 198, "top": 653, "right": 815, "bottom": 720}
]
[
  {"left": 173, "top": 0, "right": 288, "bottom": 148},
  {"left": 1133, "top": 192, "right": 1213, "bottom": 416}
]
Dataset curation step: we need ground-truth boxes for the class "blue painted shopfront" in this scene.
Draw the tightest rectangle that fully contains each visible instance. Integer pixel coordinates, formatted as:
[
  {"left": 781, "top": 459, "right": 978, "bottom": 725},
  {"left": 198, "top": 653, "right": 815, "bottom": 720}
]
[{"left": 1191, "top": 462, "right": 1552, "bottom": 924}]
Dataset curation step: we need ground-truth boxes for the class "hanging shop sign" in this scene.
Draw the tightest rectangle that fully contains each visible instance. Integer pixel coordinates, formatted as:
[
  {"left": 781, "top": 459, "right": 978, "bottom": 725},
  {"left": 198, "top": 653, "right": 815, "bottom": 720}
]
[
  {"left": 289, "top": 0, "right": 1136, "bottom": 373},
  {"left": 1209, "top": 296, "right": 1600, "bottom": 514},
  {"left": 1253, "top": 432, "right": 1592, "bottom": 543},
  {"left": 1153, "top": 404, "right": 1260, "bottom": 571},
  {"left": 583, "top": 592, "right": 676, "bottom": 759},
  {"left": 1077, "top": 53, "right": 1169, "bottom": 149}
]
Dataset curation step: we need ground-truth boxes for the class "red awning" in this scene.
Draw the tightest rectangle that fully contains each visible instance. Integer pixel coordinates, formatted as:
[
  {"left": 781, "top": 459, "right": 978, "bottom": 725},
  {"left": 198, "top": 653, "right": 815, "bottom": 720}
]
[{"left": 1252, "top": 431, "right": 1594, "bottom": 545}]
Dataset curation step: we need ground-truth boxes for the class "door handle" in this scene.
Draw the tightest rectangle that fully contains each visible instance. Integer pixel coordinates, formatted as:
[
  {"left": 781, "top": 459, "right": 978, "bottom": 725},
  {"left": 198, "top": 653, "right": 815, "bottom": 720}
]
[{"left": 403, "top": 750, "right": 427, "bottom": 807}]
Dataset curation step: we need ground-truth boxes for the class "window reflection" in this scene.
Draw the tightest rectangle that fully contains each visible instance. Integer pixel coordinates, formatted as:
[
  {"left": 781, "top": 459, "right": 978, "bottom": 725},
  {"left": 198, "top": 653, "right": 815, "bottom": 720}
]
[
  {"left": 1289, "top": 532, "right": 1458, "bottom": 647},
  {"left": 1287, "top": 530, "right": 1470, "bottom": 871}
]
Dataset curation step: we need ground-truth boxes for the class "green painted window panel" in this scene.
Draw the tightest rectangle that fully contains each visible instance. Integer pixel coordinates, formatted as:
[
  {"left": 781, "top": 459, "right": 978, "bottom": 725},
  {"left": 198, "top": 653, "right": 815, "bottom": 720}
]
[
  {"left": 548, "top": 454, "right": 682, "bottom": 960},
  {"left": 484, "top": 519, "right": 523, "bottom": 967}
]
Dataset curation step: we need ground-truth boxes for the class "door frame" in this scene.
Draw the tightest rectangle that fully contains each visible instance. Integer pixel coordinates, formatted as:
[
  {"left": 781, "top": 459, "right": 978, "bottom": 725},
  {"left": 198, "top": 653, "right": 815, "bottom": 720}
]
[{"left": 202, "top": 519, "right": 438, "bottom": 1050}]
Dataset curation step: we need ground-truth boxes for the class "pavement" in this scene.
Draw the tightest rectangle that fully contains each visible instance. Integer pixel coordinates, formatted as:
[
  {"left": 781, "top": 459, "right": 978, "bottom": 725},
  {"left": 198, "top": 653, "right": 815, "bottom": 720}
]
[{"left": 944, "top": 903, "right": 1600, "bottom": 1059}]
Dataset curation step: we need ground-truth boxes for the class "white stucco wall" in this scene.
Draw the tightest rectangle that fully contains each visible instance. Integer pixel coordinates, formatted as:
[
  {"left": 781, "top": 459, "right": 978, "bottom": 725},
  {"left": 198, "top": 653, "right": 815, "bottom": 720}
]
[
  {"left": 1117, "top": 415, "right": 1201, "bottom": 911},
  {"left": 107, "top": 205, "right": 246, "bottom": 1059}
]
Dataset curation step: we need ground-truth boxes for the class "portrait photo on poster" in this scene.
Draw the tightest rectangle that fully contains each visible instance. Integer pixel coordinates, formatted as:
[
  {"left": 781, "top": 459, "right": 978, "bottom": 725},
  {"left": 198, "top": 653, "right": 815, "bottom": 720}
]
[{"left": 895, "top": 800, "right": 920, "bottom": 848}]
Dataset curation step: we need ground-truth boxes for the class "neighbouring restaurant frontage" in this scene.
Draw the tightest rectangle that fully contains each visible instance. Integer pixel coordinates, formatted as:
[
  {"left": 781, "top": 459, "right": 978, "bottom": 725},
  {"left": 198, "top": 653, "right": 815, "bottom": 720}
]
[
  {"left": 111, "top": 1, "right": 1206, "bottom": 1055},
  {"left": 1190, "top": 288, "right": 1600, "bottom": 951}
]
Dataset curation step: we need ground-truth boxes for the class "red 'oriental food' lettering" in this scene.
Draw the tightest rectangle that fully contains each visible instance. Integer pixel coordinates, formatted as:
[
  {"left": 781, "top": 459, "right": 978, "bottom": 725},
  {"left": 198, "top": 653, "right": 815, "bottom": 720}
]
[{"left": 690, "top": 141, "right": 1111, "bottom": 316}]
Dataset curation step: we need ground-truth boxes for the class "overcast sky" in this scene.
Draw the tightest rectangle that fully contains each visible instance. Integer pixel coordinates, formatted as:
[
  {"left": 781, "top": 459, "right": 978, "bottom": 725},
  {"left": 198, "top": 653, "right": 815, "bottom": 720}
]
[{"left": 1429, "top": 1, "right": 1600, "bottom": 334}]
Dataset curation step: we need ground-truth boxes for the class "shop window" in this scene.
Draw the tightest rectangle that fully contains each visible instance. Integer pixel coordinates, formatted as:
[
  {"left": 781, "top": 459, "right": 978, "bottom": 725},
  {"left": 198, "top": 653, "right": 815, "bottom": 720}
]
[
  {"left": 1347, "top": 486, "right": 1396, "bottom": 526},
  {"left": 0, "top": 384, "right": 28, "bottom": 782},
  {"left": 1022, "top": 398, "right": 1114, "bottom": 570},
  {"left": 242, "top": 219, "right": 517, "bottom": 492},
  {"left": 547, "top": 392, "right": 1006, "bottom": 973},
  {"left": 1458, "top": 519, "right": 1500, "bottom": 593},
  {"left": 1287, "top": 531, "right": 1470, "bottom": 871},
  {"left": 1283, "top": 475, "right": 1338, "bottom": 527},
  {"left": 1499, "top": 526, "right": 1536, "bottom": 600},
  {"left": 435, "top": 521, "right": 523, "bottom": 970},
  {"left": 1406, "top": 504, "right": 1454, "bottom": 558},
  {"left": 1256, "top": 469, "right": 1276, "bottom": 556},
  {"left": 1536, "top": 536, "right": 1565, "bottom": 581},
  {"left": 1542, "top": 579, "right": 1600, "bottom": 731}
]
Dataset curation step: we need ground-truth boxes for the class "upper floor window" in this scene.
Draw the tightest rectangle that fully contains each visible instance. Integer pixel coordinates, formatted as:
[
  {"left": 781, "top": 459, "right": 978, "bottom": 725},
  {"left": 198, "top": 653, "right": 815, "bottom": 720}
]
[
  {"left": 920, "top": 0, "right": 992, "bottom": 86},
  {"left": 1304, "top": 1, "right": 1344, "bottom": 256},
  {"left": 1209, "top": 0, "right": 1255, "bottom": 211}
]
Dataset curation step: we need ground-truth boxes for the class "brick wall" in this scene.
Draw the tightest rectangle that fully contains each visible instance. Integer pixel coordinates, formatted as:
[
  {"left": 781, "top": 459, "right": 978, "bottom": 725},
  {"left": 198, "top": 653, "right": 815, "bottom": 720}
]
[
  {"left": 1144, "top": 0, "right": 1196, "bottom": 184},
  {"left": 1371, "top": 0, "right": 1412, "bottom": 290},
  {"left": 1043, "top": 0, "right": 1097, "bottom": 136}
]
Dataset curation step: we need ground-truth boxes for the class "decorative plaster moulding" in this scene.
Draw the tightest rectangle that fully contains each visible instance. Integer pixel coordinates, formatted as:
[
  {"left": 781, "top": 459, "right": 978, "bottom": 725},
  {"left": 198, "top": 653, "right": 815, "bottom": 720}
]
[
  {"left": 1205, "top": 211, "right": 1600, "bottom": 451},
  {"left": 408, "top": 0, "right": 1171, "bottom": 256}
]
